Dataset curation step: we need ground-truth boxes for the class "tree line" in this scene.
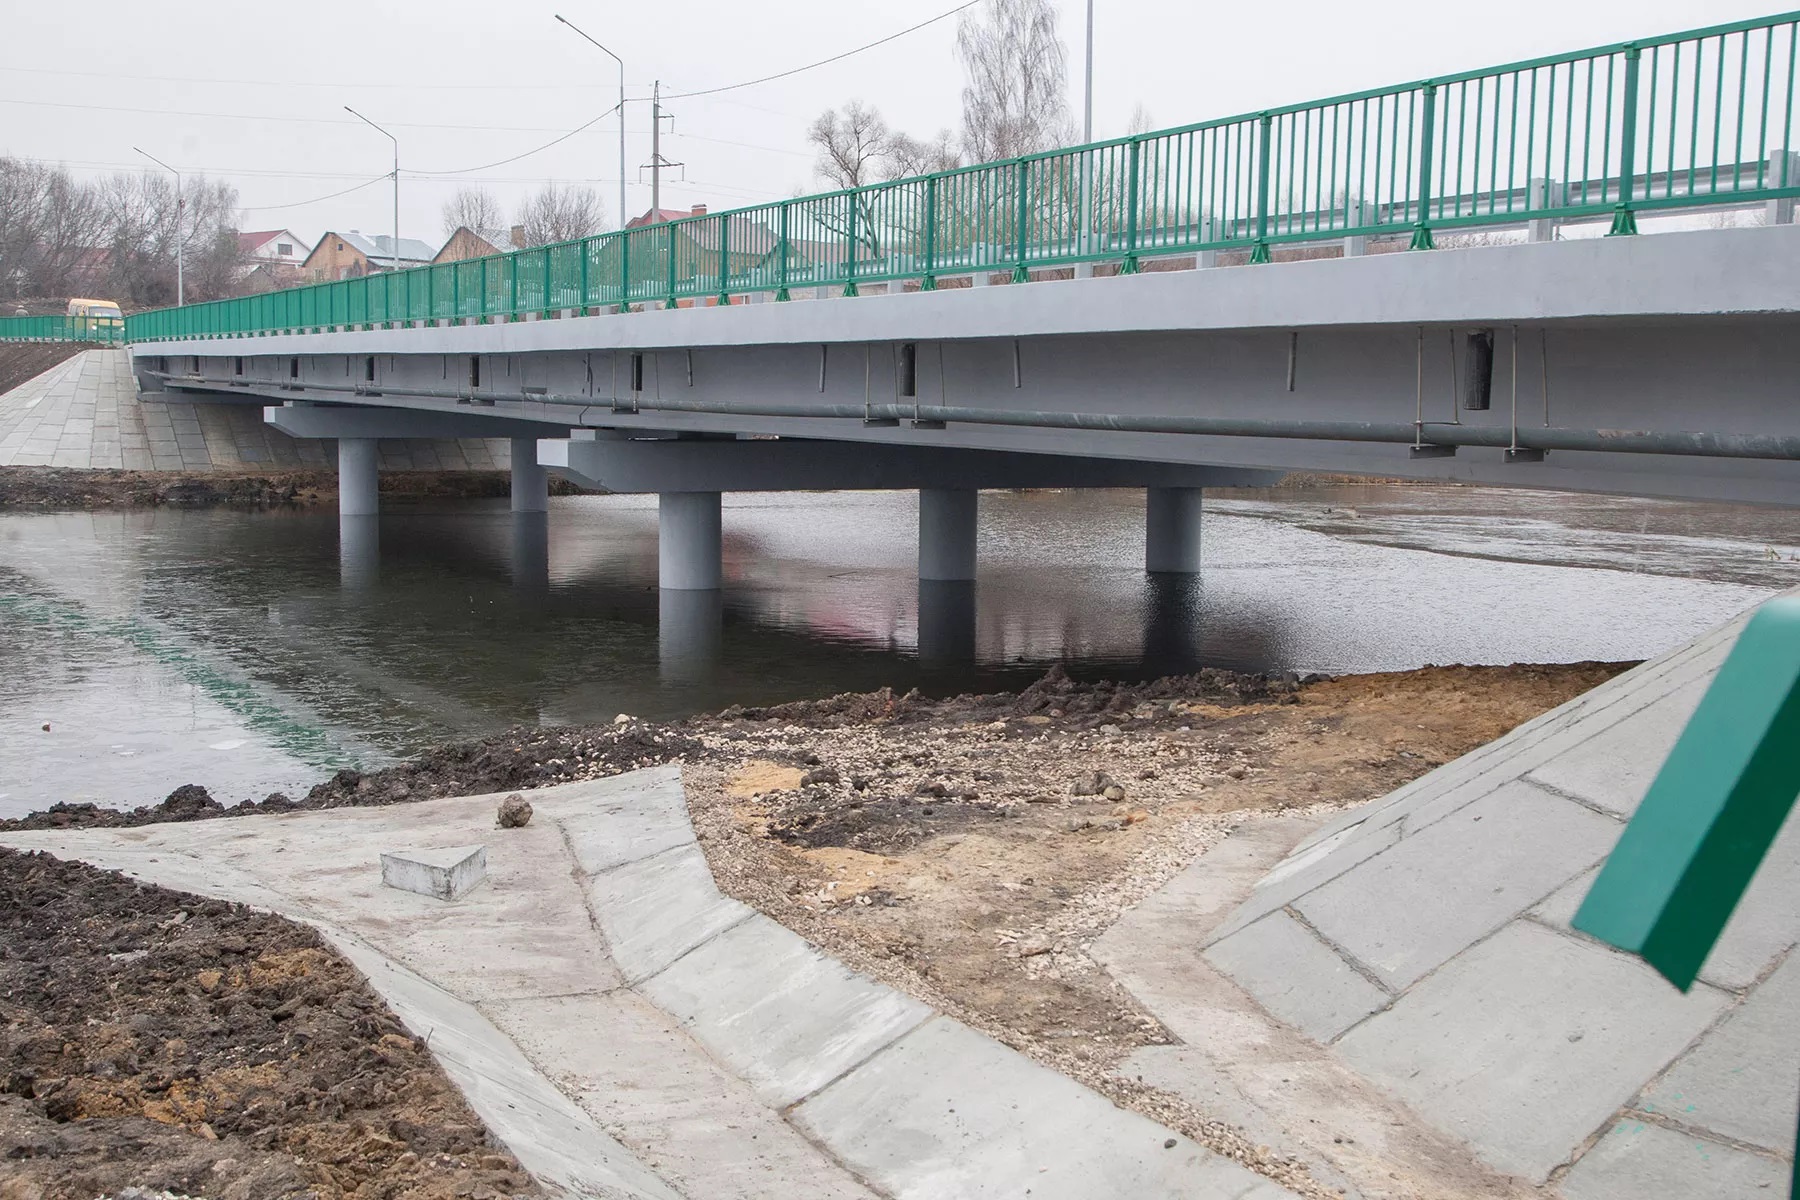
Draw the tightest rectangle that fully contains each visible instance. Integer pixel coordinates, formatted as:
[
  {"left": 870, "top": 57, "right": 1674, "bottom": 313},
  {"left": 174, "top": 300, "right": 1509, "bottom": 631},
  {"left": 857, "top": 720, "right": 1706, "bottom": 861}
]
[{"left": 0, "top": 158, "right": 242, "bottom": 307}]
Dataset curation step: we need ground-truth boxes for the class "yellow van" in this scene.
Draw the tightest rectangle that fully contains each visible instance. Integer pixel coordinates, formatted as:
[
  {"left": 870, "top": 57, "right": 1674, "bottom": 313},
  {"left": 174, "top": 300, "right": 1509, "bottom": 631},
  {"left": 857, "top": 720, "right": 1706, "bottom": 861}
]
[{"left": 67, "top": 298, "right": 124, "bottom": 327}]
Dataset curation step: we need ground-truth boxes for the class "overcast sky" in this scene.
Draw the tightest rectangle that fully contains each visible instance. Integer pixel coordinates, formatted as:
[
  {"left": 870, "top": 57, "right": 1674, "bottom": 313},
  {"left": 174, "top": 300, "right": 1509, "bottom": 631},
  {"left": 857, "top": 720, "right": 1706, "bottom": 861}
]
[{"left": 1, "top": 0, "right": 1776, "bottom": 249}]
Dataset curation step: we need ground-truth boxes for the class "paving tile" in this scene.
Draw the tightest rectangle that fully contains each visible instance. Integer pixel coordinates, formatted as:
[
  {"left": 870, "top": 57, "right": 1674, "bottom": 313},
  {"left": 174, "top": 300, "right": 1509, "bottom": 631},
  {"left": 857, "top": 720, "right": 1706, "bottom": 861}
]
[
  {"left": 1204, "top": 909, "right": 1390, "bottom": 1042},
  {"left": 1336, "top": 922, "right": 1731, "bottom": 1182},
  {"left": 1639, "top": 951, "right": 1800, "bottom": 1152},
  {"left": 584, "top": 844, "right": 755, "bottom": 984},
  {"left": 1295, "top": 779, "right": 1620, "bottom": 989},
  {"left": 1525, "top": 678, "right": 1707, "bottom": 816},
  {"left": 1559, "top": 1119, "right": 1787, "bottom": 1200}
]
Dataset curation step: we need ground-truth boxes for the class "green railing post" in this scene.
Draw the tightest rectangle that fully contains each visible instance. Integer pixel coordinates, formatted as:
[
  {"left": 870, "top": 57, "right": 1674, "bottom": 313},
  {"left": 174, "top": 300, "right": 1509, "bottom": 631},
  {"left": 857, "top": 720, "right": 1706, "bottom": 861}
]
[
  {"left": 718, "top": 218, "right": 731, "bottom": 306},
  {"left": 1411, "top": 83, "right": 1439, "bottom": 251},
  {"left": 1123, "top": 138, "right": 1142, "bottom": 274},
  {"left": 922, "top": 176, "right": 939, "bottom": 290},
  {"left": 1609, "top": 46, "right": 1642, "bottom": 236},
  {"left": 1013, "top": 159, "right": 1031, "bottom": 282},
  {"left": 666, "top": 224, "right": 679, "bottom": 309},
  {"left": 579, "top": 238, "right": 589, "bottom": 314},
  {"left": 776, "top": 203, "right": 791, "bottom": 301},
  {"left": 621, "top": 232, "right": 631, "bottom": 312},
  {"left": 1250, "top": 115, "right": 1273, "bottom": 263},
  {"left": 480, "top": 258, "right": 489, "bottom": 323},
  {"left": 845, "top": 197, "right": 860, "bottom": 297},
  {"left": 509, "top": 254, "right": 519, "bottom": 319}
]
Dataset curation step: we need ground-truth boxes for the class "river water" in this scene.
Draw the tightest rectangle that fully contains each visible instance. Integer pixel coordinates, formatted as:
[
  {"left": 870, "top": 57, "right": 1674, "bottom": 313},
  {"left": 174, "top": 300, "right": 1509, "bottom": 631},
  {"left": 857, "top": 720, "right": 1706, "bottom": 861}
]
[{"left": 2, "top": 485, "right": 1796, "bottom": 817}]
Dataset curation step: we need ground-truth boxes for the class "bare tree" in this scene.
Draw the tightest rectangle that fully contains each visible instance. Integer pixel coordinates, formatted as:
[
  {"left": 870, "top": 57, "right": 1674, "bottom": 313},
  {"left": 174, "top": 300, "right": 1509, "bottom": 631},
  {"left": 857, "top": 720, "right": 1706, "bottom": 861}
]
[
  {"left": 515, "top": 183, "right": 605, "bottom": 247},
  {"left": 101, "top": 172, "right": 241, "bottom": 305},
  {"left": 955, "top": 0, "right": 1073, "bottom": 162},
  {"left": 808, "top": 101, "right": 894, "bottom": 190},
  {"left": 886, "top": 130, "right": 962, "bottom": 179},
  {"left": 441, "top": 186, "right": 506, "bottom": 241}
]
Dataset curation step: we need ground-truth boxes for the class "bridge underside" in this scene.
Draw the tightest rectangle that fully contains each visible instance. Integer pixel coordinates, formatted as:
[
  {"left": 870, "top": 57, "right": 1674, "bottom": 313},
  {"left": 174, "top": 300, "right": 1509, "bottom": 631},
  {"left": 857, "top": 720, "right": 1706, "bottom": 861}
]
[{"left": 129, "top": 225, "right": 1800, "bottom": 591}]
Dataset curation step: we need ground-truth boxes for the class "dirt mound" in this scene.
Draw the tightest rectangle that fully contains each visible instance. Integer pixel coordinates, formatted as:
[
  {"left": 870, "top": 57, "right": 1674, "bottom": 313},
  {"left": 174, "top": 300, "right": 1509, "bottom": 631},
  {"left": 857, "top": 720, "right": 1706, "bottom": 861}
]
[
  {"left": 0, "top": 847, "right": 540, "bottom": 1200},
  {"left": 0, "top": 343, "right": 84, "bottom": 395}
]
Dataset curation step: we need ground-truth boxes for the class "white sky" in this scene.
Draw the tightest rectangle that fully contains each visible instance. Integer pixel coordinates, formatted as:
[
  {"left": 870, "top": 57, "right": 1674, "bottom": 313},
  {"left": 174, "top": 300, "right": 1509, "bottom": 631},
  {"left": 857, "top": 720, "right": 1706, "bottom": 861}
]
[{"left": 0, "top": 0, "right": 1777, "bottom": 250}]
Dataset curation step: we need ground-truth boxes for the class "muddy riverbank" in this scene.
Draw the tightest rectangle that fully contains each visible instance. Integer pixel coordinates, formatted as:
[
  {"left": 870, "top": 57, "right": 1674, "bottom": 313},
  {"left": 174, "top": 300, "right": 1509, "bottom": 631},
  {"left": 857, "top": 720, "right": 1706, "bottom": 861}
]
[
  {"left": 0, "top": 466, "right": 594, "bottom": 510},
  {"left": 0, "top": 848, "right": 539, "bottom": 1200}
]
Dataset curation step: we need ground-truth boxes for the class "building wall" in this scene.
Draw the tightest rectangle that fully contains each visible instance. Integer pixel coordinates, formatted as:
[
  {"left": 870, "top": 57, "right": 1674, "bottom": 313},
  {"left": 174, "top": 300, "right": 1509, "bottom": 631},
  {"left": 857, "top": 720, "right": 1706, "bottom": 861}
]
[
  {"left": 303, "top": 235, "right": 371, "bottom": 282},
  {"left": 433, "top": 229, "right": 505, "bottom": 265}
]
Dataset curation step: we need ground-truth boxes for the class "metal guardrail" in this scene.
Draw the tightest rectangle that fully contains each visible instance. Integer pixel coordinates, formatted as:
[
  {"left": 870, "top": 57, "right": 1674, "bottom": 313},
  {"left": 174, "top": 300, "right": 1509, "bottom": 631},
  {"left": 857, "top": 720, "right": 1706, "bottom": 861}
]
[
  {"left": 115, "top": 10, "right": 1800, "bottom": 344},
  {"left": 0, "top": 315, "right": 127, "bottom": 345}
]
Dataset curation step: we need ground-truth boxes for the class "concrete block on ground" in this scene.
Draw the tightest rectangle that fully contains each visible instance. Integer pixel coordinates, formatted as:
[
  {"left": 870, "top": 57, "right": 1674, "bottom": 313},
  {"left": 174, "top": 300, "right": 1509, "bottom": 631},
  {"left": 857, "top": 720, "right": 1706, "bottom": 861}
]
[
  {"left": 1205, "top": 820, "right": 1402, "bottom": 946},
  {"left": 1336, "top": 921, "right": 1731, "bottom": 1182},
  {"left": 1205, "top": 910, "right": 1391, "bottom": 1042},
  {"left": 1524, "top": 677, "right": 1705, "bottom": 816},
  {"left": 1639, "top": 951, "right": 1800, "bottom": 1153},
  {"left": 380, "top": 844, "right": 487, "bottom": 900},
  {"left": 1295, "top": 780, "right": 1620, "bottom": 990},
  {"left": 639, "top": 913, "right": 932, "bottom": 1107},
  {"left": 585, "top": 843, "right": 754, "bottom": 983},
  {"left": 1559, "top": 1119, "right": 1788, "bottom": 1200},
  {"left": 792, "top": 1016, "right": 1296, "bottom": 1200}
]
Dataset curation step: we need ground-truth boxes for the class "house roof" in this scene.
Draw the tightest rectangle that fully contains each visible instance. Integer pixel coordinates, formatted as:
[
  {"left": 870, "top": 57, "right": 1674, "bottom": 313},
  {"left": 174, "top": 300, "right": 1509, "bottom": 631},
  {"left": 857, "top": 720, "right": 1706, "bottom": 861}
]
[
  {"left": 330, "top": 230, "right": 436, "bottom": 265},
  {"left": 238, "top": 230, "right": 286, "bottom": 253}
]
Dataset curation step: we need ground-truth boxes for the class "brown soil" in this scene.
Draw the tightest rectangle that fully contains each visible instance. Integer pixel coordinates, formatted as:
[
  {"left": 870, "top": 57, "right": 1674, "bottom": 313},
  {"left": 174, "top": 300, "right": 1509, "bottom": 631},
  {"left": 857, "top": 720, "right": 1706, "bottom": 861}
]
[
  {"left": 0, "top": 848, "right": 540, "bottom": 1200},
  {"left": 0, "top": 344, "right": 85, "bottom": 395},
  {"left": 0, "top": 467, "right": 591, "bottom": 512}
]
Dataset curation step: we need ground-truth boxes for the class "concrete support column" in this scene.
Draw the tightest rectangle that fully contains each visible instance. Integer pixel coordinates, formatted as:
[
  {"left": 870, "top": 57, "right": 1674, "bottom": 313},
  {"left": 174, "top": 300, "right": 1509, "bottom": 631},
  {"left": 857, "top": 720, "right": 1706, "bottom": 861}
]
[
  {"left": 510, "top": 437, "right": 548, "bottom": 513},
  {"left": 659, "top": 588, "right": 724, "bottom": 685},
  {"left": 918, "top": 579, "right": 977, "bottom": 664},
  {"left": 338, "top": 514, "right": 379, "bottom": 590},
  {"left": 1145, "top": 487, "right": 1204, "bottom": 574},
  {"left": 918, "top": 488, "right": 978, "bottom": 582},
  {"left": 337, "top": 437, "right": 379, "bottom": 517},
  {"left": 510, "top": 511, "right": 549, "bottom": 593},
  {"left": 658, "top": 491, "right": 722, "bottom": 591}
]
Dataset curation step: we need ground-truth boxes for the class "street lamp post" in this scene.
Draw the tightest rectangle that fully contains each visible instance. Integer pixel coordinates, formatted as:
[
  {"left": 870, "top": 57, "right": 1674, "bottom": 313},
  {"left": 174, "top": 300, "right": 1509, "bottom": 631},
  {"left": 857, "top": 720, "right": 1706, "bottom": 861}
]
[
  {"left": 555, "top": 14, "right": 627, "bottom": 230},
  {"left": 134, "top": 147, "right": 184, "bottom": 305},
  {"left": 1075, "top": 0, "right": 1096, "bottom": 280},
  {"left": 344, "top": 107, "right": 400, "bottom": 273}
]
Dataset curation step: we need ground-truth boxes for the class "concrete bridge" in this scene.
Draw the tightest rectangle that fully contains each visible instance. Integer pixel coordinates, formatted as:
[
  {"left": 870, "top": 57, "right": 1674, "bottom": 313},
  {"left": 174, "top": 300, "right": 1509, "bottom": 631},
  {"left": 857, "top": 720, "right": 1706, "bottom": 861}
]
[{"left": 24, "top": 12, "right": 1800, "bottom": 598}]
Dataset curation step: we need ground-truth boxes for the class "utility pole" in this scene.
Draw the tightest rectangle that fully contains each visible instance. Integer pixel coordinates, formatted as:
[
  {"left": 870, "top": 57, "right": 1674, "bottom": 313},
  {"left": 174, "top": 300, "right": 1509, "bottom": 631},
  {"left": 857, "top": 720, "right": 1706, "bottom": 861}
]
[
  {"left": 553, "top": 14, "right": 626, "bottom": 230},
  {"left": 641, "top": 80, "right": 682, "bottom": 221},
  {"left": 134, "top": 148, "right": 183, "bottom": 305},
  {"left": 345, "top": 107, "right": 400, "bottom": 271}
]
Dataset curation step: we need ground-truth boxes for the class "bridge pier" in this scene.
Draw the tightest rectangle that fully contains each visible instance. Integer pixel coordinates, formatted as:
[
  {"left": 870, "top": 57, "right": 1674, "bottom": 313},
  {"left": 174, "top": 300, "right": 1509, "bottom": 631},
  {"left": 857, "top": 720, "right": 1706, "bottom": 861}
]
[
  {"left": 658, "top": 491, "right": 722, "bottom": 591},
  {"left": 918, "top": 579, "right": 978, "bottom": 664},
  {"left": 918, "top": 488, "right": 978, "bottom": 582},
  {"left": 659, "top": 588, "right": 724, "bottom": 685},
  {"left": 337, "top": 437, "right": 379, "bottom": 517},
  {"left": 510, "top": 437, "right": 549, "bottom": 513},
  {"left": 338, "top": 514, "right": 379, "bottom": 590},
  {"left": 1145, "top": 487, "right": 1204, "bottom": 574}
]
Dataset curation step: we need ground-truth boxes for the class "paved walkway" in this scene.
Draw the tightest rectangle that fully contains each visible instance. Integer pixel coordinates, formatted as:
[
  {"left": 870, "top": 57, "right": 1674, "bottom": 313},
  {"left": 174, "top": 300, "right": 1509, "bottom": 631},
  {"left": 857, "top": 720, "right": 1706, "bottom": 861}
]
[
  {"left": 0, "top": 349, "right": 509, "bottom": 471},
  {"left": 1098, "top": 590, "right": 1799, "bottom": 1199},
  {"left": 0, "top": 767, "right": 1293, "bottom": 1200}
]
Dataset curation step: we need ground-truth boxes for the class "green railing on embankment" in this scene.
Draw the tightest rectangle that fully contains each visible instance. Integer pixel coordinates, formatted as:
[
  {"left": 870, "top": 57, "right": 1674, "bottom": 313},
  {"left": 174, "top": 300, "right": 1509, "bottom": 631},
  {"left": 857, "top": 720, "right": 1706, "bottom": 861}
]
[
  {"left": 0, "top": 315, "right": 126, "bottom": 345},
  {"left": 112, "top": 10, "right": 1800, "bottom": 344}
]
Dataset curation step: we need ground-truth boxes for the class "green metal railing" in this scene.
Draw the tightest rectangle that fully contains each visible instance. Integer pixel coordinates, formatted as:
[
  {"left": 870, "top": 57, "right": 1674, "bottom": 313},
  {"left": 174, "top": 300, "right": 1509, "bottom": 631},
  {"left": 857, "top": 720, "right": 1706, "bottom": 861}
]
[
  {"left": 120, "top": 10, "right": 1799, "bottom": 344},
  {"left": 0, "top": 315, "right": 127, "bottom": 345}
]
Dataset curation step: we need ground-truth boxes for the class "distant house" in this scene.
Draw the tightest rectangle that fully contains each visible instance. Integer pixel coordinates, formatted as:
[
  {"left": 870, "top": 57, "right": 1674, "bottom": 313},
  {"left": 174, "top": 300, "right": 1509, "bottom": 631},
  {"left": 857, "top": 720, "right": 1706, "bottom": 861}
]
[
  {"left": 238, "top": 229, "right": 305, "bottom": 269},
  {"left": 624, "top": 203, "right": 787, "bottom": 284},
  {"left": 302, "top": 230, "right": 436, "bottom": 281},
  {"left": 433, "top": 225, "right": 523, "bottom": 265}
]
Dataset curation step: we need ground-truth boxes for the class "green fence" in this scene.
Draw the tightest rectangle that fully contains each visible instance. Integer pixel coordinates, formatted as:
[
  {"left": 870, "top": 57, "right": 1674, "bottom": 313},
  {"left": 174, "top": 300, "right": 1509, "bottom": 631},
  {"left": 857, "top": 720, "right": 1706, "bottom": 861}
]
[
  {"left": 0, "top": 315, "right": 127, "bottom": 345},
  {"left": 124, "top": 10, "right": 1799, "bottom": 344}
]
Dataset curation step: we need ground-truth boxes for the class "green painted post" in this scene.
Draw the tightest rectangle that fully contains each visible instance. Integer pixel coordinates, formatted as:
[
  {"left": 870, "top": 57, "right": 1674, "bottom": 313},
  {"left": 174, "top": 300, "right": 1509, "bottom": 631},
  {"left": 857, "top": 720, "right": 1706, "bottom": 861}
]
[
  {"left": 922, "top": 175, "right": 939, "bottom": 290},
  {"left": 1250, "top": 115, "right": 1273, "bottom": 263},
  {"left": 1014, "top": 159, "right": 1031, "bottom": 282},
  {"left": 718, "top": 217, "right": 731, "bottom": 306},
  {"left": 621, "top": 232, "right": 631, "bottom": 313},
  {"left": 579, "top": 238, "right": 589, "bottom": 314},
  {"left": 480, "top": 258, "right": 489, "bottom": 323},
  {"left": 1609, "top": 46, "right": 1642, "bottom": 236},
  {"left": 1411, "top": 84, "right": 1439, "bottom": 251},
  {"left": 1123, "top": 137, "right": 1142, "bottom": 274},
  {"left": 776, "top": 203, "right": 791, "bottom": 301},
  {"left": 509, "top": 254, "right": 519, "bottom": 320},
  {"left": 845, "top": 197, "right": 860, "bottom": 297},
  {"left": 666, "top": 224, "right": 679, "bottom": 309}
]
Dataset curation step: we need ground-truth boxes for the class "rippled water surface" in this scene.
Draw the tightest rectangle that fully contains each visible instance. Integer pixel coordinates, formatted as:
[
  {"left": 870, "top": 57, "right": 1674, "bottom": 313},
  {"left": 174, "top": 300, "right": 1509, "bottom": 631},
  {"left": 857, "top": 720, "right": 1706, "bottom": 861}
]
[{"left": 3, "top": 485, "right": 1796, "bottom": 816}]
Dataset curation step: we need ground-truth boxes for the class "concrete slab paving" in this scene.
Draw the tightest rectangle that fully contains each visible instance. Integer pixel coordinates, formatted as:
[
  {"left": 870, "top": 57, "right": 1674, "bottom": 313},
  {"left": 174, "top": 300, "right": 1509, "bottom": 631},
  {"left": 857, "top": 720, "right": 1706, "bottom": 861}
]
[
  {"left": 1557, "top": 1119, "right": 1788, "bottom": 1200},
  {"left": 1640, "top": 951, "right": 1800, "bottom": 1154},
  {"left": 585, "top": 843, "right": 757, "bottom": 984},
  {"left": 1335, "top": 921, "right": 1731, "bottom": 1182},
  {"left": 793, "top": 1016, "right": 1293, "bottom": 1200},
  {"left": 1205, "top": 910, "right": 1392, "bottom": 1043},
  {"left": 639, "top": 913, "right": 932, "bottom": 1108},
  {"left": 1295, "top": 780, "right": 1622, "bottom": 990}
]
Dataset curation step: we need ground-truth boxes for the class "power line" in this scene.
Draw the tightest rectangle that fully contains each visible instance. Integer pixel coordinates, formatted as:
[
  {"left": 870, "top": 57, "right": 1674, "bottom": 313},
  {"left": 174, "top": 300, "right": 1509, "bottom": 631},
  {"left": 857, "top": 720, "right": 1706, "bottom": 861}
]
[
  {"left": 413, "top": 103, "right": 622, "bottom": 175},
  {"left": 239, "top": 175, "right": 392, "bottom": 212},
  {"left": 0, "top": 96, "right": 591, "bottom": 134},
  {"left": 660, "top": 0, "right": 980, "bottom": 99},
  {"left": 0, "top": 63, "right": 618, "bottom": 92}
]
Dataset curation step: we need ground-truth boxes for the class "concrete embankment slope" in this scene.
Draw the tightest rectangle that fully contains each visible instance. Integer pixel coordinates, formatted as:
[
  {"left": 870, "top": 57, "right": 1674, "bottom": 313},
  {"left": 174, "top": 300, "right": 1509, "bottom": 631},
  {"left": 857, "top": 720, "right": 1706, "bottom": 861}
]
[
  {"left": 1, "top": 766, "right": 1294, "bottom": 1200},
  {"left": 1098, "top": 589, "right": 1800, "bottom": 1199},
  {"left": 0, "top": 348, "right": 508, "bottom": 471}
]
